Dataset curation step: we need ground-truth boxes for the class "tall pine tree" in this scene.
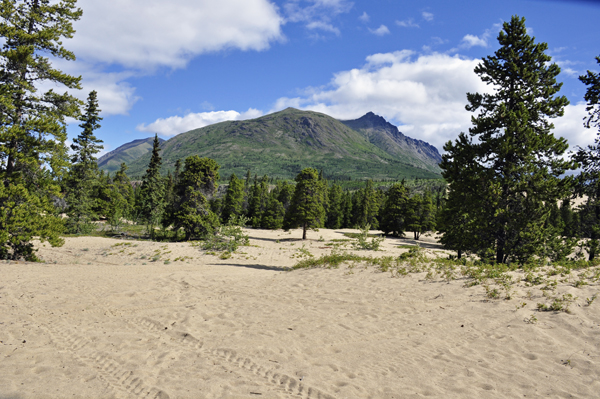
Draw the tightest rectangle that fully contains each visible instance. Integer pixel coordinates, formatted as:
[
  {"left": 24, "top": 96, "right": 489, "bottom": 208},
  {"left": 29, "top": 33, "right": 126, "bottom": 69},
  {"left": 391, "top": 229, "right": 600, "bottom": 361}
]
[
  {"left": 440, "top": 16, "right": 575, "bottom": 264},
  {"left": 284, "top": 168, "right": 327, "bottom": 240},
  {"left": 136, "top": 135, "right": 165, "bottom": 234},
  {"left": 0, "top": 0, "right": 82, "bottom": 259},
  {"left": 574, "top": 55, "right": 600, "bottom": 260},
  {"left": 64, "top": 90, "right": 104, "bottom": 234}
]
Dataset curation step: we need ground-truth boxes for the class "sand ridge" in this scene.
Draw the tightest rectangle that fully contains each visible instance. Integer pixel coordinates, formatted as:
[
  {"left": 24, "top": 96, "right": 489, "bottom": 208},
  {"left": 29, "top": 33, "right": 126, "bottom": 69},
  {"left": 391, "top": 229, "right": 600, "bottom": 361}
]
[{"left": 1, "top": 228, "right": 599, "bottom": 398}]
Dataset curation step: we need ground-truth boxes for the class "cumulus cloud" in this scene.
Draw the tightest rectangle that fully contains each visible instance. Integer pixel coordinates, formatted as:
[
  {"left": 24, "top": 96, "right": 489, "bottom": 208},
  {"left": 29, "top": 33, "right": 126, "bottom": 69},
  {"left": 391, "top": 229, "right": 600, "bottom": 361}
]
[
  {"left": 369, "top": 25, "right": 390, "bottom": 36},
  {"left": 70, "top": 0, "right": 284, "bottom": 70},
  {"left": 554, "top": 102, "right": 596, "bottom": 150},
  {"left": 60, "top": 0, "right": 285, "bottom": 118},
  {"left": 396, "top": 18, "right": 419, "bottom": 28},
  {"left": 359, "top": 12, "right": 370, "bottom": 23},
  {"left": 136, "top": 109, "right": 264, "bottom": 137},
  {"left": 422, "top": 12, "right": 434, "bottom": 21},
  {"left": 272, "top": 50, "right": 488, "bottom": 150},
  {"left": 272, "top": 50, "right": 594, "bottom": 152}
]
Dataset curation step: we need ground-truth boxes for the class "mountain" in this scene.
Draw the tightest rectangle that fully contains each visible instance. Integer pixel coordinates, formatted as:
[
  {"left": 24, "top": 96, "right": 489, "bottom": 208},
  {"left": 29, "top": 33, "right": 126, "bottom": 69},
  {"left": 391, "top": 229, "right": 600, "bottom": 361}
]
[
  {"left": 340, "top": 112, "right": 442, "bottom": 170},
  {"left": 106, "top": 108, "right": 442, "bottom": 180},
  {"left": 97, "top": 137, "right": 165, "bottom": 174}
]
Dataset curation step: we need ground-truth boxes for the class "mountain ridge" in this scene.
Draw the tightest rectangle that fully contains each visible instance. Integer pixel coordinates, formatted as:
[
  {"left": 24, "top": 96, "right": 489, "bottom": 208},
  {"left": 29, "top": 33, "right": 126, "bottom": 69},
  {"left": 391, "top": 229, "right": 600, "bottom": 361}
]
[{"left": 99, "top": 108, "right": 442, "bottom": 180}]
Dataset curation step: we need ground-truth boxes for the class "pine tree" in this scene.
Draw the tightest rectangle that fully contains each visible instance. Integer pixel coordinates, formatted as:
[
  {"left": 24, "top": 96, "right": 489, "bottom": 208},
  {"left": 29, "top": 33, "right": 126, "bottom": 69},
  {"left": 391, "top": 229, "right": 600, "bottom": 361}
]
[
  {"left": 64, "top": 90, "right": 104, "bottom": 234},
  {"left": 406, "top": 191, "right": 436, "bottom": 240},
  {"left": 136, "top": 135, "right": 166, "bottom": 233},
  {"left": 247, "top": 175, "right": 269, "bottom": 227},
  {"left": 163, "top": 156, "right": 220, "bottom": 240},
  {"left": 440, "top": 16, "right": 575, "bottom": 264},
  {"left": 0, "top": 0, "right": 82, "bottom": 259},
  {"left": 380, "top": 182, "right": 409, "bottom": 237},
  {"left": 325, "top": 183, "right": 344, "bottom": 229},
  {"left": 574, "top": 55, "right": 600, "bottom": 260},
  {"left": 284, "top": 168, "right": 327, "bottom": 240},
  {"left": 221, "top": 173, "right": 245, "bottom": 223}
]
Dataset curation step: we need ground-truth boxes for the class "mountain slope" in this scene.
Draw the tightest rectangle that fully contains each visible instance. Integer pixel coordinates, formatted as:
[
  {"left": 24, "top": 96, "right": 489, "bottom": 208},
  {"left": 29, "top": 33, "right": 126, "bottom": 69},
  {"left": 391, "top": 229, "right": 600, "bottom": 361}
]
[
  {"left": 118, "top": 108, "right": 442, "bottom": 180},
  {"left": 97, "top": 137, "right": 165, "bottom": 174},
  {"left": 340, "top": 112, "right": 441, "bottom": 173}
]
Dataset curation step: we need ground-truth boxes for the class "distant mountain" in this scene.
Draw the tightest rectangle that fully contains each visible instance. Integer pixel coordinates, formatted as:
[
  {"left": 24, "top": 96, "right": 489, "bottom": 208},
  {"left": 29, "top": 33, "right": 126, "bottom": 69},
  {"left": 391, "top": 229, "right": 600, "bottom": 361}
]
[
  {"left": 340, "top": 112, "right": 441, "bottom": 171},
  {"left": 103, "top": 108, "right": 442, "bottom": 181},
  {"left": 97, "top": 137, "right": 165, "bottom": 174}
]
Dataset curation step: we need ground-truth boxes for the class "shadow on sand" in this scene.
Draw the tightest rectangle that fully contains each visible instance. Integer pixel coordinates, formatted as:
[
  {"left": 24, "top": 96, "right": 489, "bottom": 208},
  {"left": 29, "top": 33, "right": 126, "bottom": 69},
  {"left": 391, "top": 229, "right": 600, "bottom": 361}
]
[{"left": 209, "top": 263, "right": 291, "bottom": 272}]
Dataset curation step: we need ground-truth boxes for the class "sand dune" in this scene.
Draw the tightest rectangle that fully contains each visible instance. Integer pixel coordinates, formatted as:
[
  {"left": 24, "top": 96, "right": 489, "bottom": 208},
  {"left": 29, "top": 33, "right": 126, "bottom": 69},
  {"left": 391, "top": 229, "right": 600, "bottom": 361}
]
[{"left": 1, "top": 228, "right": 599, "bottom": 398}]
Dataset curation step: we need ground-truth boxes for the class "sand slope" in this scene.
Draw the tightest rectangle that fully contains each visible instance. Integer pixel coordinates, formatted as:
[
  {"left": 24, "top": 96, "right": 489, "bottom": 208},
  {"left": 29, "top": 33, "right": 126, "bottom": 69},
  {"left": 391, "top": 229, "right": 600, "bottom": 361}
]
[{"left": 1, "top": 228, "right": 599, "bottom": 398}]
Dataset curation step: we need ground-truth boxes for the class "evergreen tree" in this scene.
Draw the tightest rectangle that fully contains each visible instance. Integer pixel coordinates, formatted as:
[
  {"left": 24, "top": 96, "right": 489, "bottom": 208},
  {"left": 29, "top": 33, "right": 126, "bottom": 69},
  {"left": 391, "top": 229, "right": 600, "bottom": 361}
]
[
  {"left": 406, "top": 191, "right": 436, "bottom": 240},
  {"left": 325, "top": 183, "right": 344, "bottom": 229},
  {"left": 247, "top": 175, "right": 269, "bottom": 227},
  {"left": 341, "top": 190, "right": 353, "bottom": 228},
  {"left": 440, "top": 16, "right": 575, "bottom": 264},
  {"left": 0, "top": 0, "right": 82, "bottom": 259},
  {"left": 136, "top": 135, "right": 166, "bottom": 233},
  {"left": 163, "top": 156, "right": 220, "bottom": 240},
  {"left": 284, "top": 168, "right": 327, "bottom": 239},
  {"left": 380, "top": 182, "right": 409, "bottom": 237},
  {"left": 221, "top": 173, "right": 245, "bottom": 224},
  {"left": 574, "top": 55, "right": 600, "bottom": 260},
  {"left": 64, "top": 90, "right": 104, "bottom": 234},
  {"left": 353, "top": 180, "right": 380, "bottom": 228}
]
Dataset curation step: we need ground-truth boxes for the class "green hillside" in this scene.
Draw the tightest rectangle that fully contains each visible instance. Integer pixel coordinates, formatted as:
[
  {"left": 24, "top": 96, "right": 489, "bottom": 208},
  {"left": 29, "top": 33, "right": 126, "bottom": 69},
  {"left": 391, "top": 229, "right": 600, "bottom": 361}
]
[
  {"left": 97, "top": 137, "right": 165, "bottom": 173},
  {"left": 119, "top": 108, "right": 442, "bottom": 180}
]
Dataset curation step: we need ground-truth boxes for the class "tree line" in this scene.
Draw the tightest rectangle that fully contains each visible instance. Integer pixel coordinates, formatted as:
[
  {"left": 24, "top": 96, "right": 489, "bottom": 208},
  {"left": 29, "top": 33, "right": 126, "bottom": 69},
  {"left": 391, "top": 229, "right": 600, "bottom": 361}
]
[{"left": 1, "top": 4, "right": 599, "bottom": 265}]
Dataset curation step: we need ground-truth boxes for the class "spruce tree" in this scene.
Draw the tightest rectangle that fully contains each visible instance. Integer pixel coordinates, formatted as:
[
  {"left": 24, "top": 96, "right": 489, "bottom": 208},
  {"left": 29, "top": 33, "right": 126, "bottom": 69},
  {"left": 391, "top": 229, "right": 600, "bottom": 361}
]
[
  {"left": 221, "top": 173, "right": 245, "bottom": 223},
  {"left": 440, "top": 16, "right": 575, "bottom": 264},
  {"left": 284, "top": 168, "right": 327, "bottom": 240},
  {"left": 380, "top": 182, "right": 409, "bottom": 237},
  {"left": 325, "top": 183, "right": 344, "bottom": 229},
  {"left": 136, "top": 134, "right": 166, "bottom": 233},
  {"left": 0, "top": 0, "right": 82, "bottom": 259},
  {"left": 574, "top": 55, "right": 600, "bottom": 260},
  {"left": 163, "top": 156, "right": 220, "bottom": 240},
  {"left": 64, "top": 90, "right": 104, "bottom": 234}
]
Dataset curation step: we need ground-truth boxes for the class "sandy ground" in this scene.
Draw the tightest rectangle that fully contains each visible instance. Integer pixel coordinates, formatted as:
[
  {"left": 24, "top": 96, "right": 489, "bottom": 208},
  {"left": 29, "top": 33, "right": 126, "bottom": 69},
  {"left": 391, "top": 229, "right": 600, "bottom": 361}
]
[{"left": 1, "top": 228, "right": 599, "bottom": 399}]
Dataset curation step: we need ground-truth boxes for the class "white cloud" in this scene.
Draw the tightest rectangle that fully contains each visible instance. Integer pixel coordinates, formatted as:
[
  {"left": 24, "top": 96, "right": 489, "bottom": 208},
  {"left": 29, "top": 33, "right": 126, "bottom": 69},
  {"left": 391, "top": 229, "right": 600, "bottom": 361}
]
[
  {"left": 70, "top": 0, "right": 284, "bottom": 70},
  {"left": 458, "top": 23, "right": 502, "bottom": 50},
  {"left": 554, "top": 102, "right": 596, "bottom": 150},
  {"left": 396, "top": 18, "right": 419, "bottom": 28},
  {"left": 284, "top": 0, "right": 353, "bottom": 34},
  {"left": 58, "top": 0, "right": 285, "bottom": 118},
  {"left": 422, "top": 12, "right": 434, "bottom": 21},
  {"left": 369, "top": 25, "right": 390, "bottom": 36},
  {"left": 271, "top": 50, "right": 594, "bottom": 152},
  {"left": 461, "top": 34, "right": 488, "bottom": 48},
  {"left": 136, "top": 109, "right": 264, "bottom": 137},
  {"left": 307, "top": 21, "right": 341, "bottom": 36},
  {"left": 359, "top": 12, "right": 370, "bottom": 23},
  {"left": 272, "top": 50, "right": 488, "bottom": 150}
]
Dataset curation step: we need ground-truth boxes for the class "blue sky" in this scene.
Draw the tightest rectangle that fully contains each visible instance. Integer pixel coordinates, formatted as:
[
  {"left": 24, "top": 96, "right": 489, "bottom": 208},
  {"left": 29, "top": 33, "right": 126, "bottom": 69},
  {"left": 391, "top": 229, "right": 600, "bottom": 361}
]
[{"left": 62, "top": 0, "right": 600, "bottom": 155}]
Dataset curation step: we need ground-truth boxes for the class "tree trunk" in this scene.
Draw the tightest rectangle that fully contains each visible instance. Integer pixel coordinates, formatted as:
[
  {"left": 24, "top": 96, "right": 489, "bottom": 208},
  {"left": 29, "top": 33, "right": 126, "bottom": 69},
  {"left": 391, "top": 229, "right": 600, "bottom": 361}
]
[{"left": 302, "top": 223, "right": 307, "bottom": 240}]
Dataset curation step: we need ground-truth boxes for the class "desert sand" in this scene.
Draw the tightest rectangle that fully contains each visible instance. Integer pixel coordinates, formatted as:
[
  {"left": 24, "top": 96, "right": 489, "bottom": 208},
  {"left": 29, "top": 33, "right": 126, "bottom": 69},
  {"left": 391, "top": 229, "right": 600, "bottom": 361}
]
[{"left": 1, "top": 228, "right": 599, "bottom": 398}]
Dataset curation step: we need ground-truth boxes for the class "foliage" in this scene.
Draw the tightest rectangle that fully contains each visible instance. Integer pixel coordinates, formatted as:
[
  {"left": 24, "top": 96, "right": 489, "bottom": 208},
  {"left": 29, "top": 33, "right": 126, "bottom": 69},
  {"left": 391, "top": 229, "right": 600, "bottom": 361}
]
[
  {"left": 0, "top": 0, "right": 82, "bottom": 258},
  {"left": 574, "top": 55, "right": 600, "bottom": 260},
  {"left": 64, "top": 91, "right": 104, "bottom": 234},
  {"left": 202, "top": 215, "right": 249, "bottom": 253},
  {"left": 163, "top": 156, "right": 220, "bottom": 240},
  {"left": 0, "top": 183, "right": 64, "bottom": 260},
  {"left": 284, "top": 168, "right": 327, "bottom": 239},
  {"left": 440, "top": 16, "right": 575, "bottom": 264},
  {"left": 353, "top": 224, "right": 384, "bottom": 250},
  {"left": 325, "top": 183, "right": 344, "bottom": 229},
  {"left": 136, "top": 135, "right": 166, "bottom": 231},
  {"left": 379, "top": 182, "right": 409, "bottom": 237},
  {"left": 221, "top": 173, "right": 245, "bottom": 223}
]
